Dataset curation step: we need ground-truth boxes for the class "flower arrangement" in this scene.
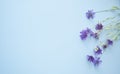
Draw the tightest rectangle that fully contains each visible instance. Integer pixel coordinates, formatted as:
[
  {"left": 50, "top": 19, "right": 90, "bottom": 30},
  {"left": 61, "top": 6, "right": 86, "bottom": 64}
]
[{"left": 80, "top": 6, "right": 120, "bottom": 66}]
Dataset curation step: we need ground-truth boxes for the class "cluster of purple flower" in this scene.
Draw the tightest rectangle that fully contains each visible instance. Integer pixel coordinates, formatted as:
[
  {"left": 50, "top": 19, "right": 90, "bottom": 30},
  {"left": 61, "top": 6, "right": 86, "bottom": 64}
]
[
  {"left": 87, "top": 39, "right": 113, "bottom": 66},
  {"left": 87, "top": 46, "right": 102, "bottom": 66},
  {"left": 87, "top": 55, "right": 102, "bottom": 66},
  {"left": 80, "top": 23, "right": 103, "bottom": 40},
  {"left": 80, "top": 10, "right": 113, "bottom": 66}
]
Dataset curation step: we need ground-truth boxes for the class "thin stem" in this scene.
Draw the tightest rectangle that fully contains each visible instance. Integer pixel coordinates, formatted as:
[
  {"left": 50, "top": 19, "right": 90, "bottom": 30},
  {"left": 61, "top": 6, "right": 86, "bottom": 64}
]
[
  {"left": 95, "top": 10, "right": 111, "bottom": 13},
  {"left": 95, "top": 9, "right": 120, "bottom": 13},
  {"left": 101, "top": 16, "right": 116, "bottom": 23}
]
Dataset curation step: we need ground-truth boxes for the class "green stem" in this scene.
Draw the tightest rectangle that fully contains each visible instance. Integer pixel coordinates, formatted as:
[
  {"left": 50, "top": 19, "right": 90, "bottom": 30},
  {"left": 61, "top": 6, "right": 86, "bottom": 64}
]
[
  {"left": 95, "top": 10, "right": 111, "bottom": 13},
  {"left": 95, "top": 9, "right": 120, "bottom": 13},
  {"left": 102, "top": 16, "right": 116, "bottom": 23}
]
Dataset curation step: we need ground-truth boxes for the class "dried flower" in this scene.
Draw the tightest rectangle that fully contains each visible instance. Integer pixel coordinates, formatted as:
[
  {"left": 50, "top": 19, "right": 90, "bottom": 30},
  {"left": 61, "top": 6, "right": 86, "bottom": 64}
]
[
  {"left": 93, "top": 57, "right": 102, "bottom": 66},
  {"left": 86, "top": 10, "right": 95, "bottom": 19},
  {"left": 95, "top": 23, "right": 103, "bottom": 30},
  {"left": 80, "top": 30, "right": 88, "bottom": 40},
  {"left": 87, "top": 55, "right": 102, "bottom": 66},
  {"left": 86, "top": 28, "right": 92, "bottom": 33},
  {"left": 87, "top": 55, "right": 94, "bottom": 62},
  {"left": 80, "top": 28, "right": 99, "bottom": 40},
  {"left": 107, "top": 39, "right": 113, "bottom": 45},
  {"left": 90, "top": 32, "right": 99, "bottom": 39},
  {"left": 80, "top": 7, "right": 119, "bottom": 67},
  {"left": 80, "top": 28, "right": 92, "bottom": 40},
  {"left": 89, "top": 30, "right": 94, "bottom": 36},
  {"left": 102, "top": 44, "right": 107, "bottom": 49},
  {"left": 94, "top": 46, "right": 102, "bottom": 55}
]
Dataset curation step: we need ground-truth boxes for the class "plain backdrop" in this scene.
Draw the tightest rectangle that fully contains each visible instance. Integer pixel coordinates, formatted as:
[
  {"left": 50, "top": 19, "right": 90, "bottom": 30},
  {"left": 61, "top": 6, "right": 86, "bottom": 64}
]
[{"left": 0, "top": 0, "right": 120, "bottom": 74}]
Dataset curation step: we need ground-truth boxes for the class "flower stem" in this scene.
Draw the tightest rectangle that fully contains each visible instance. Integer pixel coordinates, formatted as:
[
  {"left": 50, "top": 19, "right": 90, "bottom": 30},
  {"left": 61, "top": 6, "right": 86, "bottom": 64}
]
[{"left": 95, "top": 8, "right": 120, "bottom": 13}]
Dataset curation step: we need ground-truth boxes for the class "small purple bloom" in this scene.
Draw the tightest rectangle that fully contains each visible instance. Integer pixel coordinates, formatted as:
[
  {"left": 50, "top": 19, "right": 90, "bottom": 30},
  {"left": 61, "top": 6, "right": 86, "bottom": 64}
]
[
  {"left": 88, "top": 30, "right": 99, "bottom": 39},
  {"left": 87, "top": 55, "right": 94, "bottom": 62},
  {"left": 80, "top": 28, "right": 91, "bottom": 40},
  {"left": 80, "top": 30, "right": 88, "bottom": 40},
  {"left": 95, "top": 23, "right": 103, "bottom": 30},
  {"left": 107, "top": 39, "right": 113, "bottom": 45},
  {"left": 86, "top": 28, "right": 96, "bottom": 36},
  {"left": 90, "top": 32, "right": 99, "bottom": 39},
  {"left": 86, "top": 10, "right": 95, "bottom": 19},
  {"left": 102, "top": 44, "right": 107, "bottom": 49},
  {"left": 94, "top": 46, "right": 102, "bottom": 55},
  {"left": 86, "top": 28, "right": 91, "bottom": 33},
  {"left": 90, "top": 32, "right": 94, "bottom": 36},
  {"left": 93, "top": 33, "right": 99, "bottom": 39},
  {"left": 93, "top": 57, "right": 102, "bottom": 66}
]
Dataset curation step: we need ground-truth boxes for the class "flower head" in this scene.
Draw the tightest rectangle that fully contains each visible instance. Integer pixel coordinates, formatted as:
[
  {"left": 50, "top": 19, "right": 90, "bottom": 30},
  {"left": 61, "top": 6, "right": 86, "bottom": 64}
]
[
  {"left": 95, "top": 23, "right": 103, "bottom": 30},
  {"left": 86, "top": 28, "right": 92, "bottom": 33},
  {"left": 93, "top": 33, "right": 99, "bottom": 39},
  {"left": 107, "top": 39, "right": 113, "bottom": 45},
  {"left": 87, "top": 55, "right": 94, "bottom": 62},
  {"left": 90, "top": 32, "right": 99, "bottom": 39},
  {"left": 80, "top": 28, "right": 91, "bottom": 40},
  {"left": 86, "top": 10, "right": 95, "bottom": 19},
  {"left": 80, "top": 30, "right": 88, "bottom": 40},
  {"left": 94, "top": 46, "right": 102, "bottom": 55},
  {"left": 102, "top": 44, "right": 107, "bottom": 49},
  {"left": 93, "top": 57, "right": 102, "bottom": 66}
]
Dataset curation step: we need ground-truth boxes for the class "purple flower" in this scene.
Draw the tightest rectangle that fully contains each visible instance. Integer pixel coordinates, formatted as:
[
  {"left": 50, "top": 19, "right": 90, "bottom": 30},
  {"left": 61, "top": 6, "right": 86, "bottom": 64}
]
[
  {"left": 86, "top": 10, "right": 95, "bottom": 19},
  {"left": 86, "top": 28, "right": 95, "bottom": 36},
  {"left": 90, "top": 32, "right": 99, "bottom": 39},
  {"left": 95, "top": 23, "right": 103, "bottom": 30},
  {"left": 94, "top": 46, "right": 102, "bottom": 55},
  {"left": 107, "top": 39, "right": 113, "bottom": 45},
  {"left": 87, "top": 55, "right": 94, "bottom": 62},
  {"left": 102, "top": 44, "right": 107, "bottom": 49},
  {"left": 93, "top": 33, "right": 99, "bottom": 39},
  {"left": 80, "top": 30, "right": 88, "bottom": 40},
  {"left": 93, "top": 57, "right": 102, "bottom": 66},
  {"left": 86, "top": 28, "right": 92, "bottom": 33},
  {"left": 80, "top": 28, "right": 91, "bottom": 40},
  {"left": 87, "top": 55, "right": 102, "bottom": 66}
]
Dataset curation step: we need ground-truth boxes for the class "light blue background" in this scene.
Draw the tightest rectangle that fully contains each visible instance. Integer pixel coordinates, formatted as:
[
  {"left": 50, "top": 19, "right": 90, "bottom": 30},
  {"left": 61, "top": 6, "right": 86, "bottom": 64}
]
[{"left": 0, "top": 0, "right": 120, "bottom": 74}]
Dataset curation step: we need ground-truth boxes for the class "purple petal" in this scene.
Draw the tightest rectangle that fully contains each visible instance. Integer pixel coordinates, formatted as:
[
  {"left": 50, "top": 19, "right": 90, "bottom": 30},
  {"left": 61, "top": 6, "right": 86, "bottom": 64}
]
[
  {"left": 80, "top": 28, "right": 91, "bottom": 40},
  {"left": 80, "top": 30, "right": 88, "bottom": 40},
  {"left": 102, "top": 44, "right": 107, "bottom": 49},
  {"left": 86, "top": 10, "right": 95, "bottom": 19},
  {"left": 93, "top": 57, "right": 102, "bottom": 66},
  {"left": 87, "top": 55, "right": 95, "bottom": 62},
  {"left": 94, "top": 46, "right": 102, "bottom": 55},
  {"left": 107, "top": 39, "right": 113, "bottom": 45},
  {"left": 95, "top": 23, "right": 103, "bottom": 30},
  {"left": 90, "top": 32, "right": 99, "bottom": 39}
]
